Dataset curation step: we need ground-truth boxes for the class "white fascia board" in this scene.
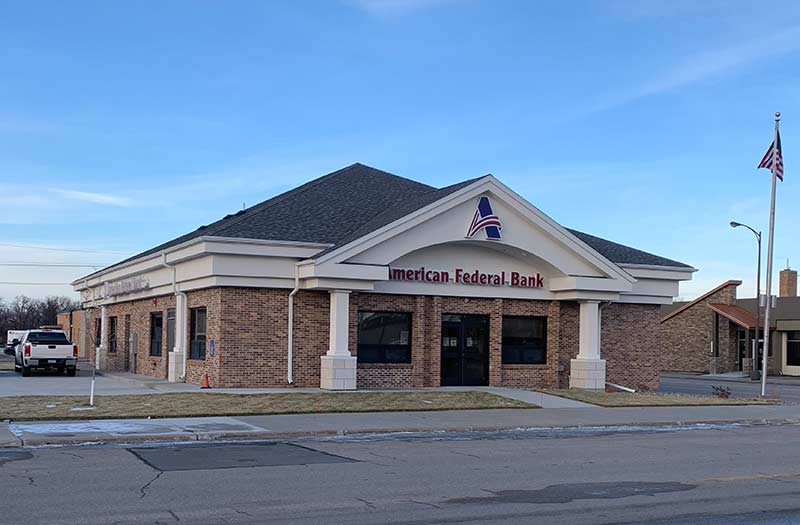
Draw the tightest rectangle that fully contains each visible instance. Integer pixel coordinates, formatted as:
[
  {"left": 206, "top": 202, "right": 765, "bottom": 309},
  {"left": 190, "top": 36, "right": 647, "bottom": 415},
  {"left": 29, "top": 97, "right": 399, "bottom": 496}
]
[
  {"left": 619, "top": 264, "right": 697, "bottom": 281},
  {"left": 552, "top": 290, "right": 621, "bottom": 301},
  {"left": 616, "top": 294, "right": 675, "bottom": 305},
  {"left": 72, "top": 236, "right": 327, "bottom": 289},
  {"left": 303, "top": 278, "right": 376, "bottom": 291},
  {"left": 312, "top": 175, "right": 636, "bottom": 286},
  {"left": 548, "top": 276, "right": 633, "bottom": 293},
  {"left": 298, "top": 263, "right": 388, "bottom": 281}
]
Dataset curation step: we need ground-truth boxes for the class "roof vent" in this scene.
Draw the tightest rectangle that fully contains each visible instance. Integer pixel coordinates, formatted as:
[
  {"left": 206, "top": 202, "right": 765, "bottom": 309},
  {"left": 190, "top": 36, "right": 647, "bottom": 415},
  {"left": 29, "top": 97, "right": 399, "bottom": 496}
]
[
  {"left": 235, "top": 209, "right": 246, "bottom": 216},
  {"left": 196, "top": 225, "right": 207, "bottom": 231}
]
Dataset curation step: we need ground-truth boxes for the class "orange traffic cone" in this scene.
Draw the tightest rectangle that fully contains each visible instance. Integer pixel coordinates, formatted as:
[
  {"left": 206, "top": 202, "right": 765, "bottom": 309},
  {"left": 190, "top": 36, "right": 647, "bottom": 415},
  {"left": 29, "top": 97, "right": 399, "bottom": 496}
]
[{"left": 201, "top": 373, "right": 210, "bottom": 389}]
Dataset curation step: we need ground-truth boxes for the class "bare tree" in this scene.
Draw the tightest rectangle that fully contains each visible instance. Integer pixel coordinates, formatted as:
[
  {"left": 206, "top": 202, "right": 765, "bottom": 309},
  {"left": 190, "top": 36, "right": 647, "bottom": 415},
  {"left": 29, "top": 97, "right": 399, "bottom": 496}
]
[{"left": 1, "top": 295, "right": 80, "bottom": 342}]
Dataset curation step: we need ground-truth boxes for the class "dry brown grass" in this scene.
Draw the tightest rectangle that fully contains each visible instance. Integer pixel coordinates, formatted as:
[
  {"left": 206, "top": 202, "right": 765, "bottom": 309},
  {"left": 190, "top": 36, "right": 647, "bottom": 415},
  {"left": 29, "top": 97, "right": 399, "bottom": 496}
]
[
  {"left": 0, "top": 360, "right": 14, "bottom": 371},
  {"left": 0, "top": 391, "right": 535, "bottom": 421},
  {"left": 542, "top": 389, "right": 772, "bottom": 407}
]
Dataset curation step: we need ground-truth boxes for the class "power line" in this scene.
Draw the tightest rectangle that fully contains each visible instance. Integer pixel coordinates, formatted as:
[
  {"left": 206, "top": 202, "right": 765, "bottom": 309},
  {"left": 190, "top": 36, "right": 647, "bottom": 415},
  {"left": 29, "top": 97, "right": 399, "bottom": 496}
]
[
  {"left": 0, "top": 262, "right": 111, "bottom": 268},
  {"left": 0, "top": 282, "right": 73, "bottom": 285},
  {"left": 0, "top": 242, "right": 131, "bottom": 255}
]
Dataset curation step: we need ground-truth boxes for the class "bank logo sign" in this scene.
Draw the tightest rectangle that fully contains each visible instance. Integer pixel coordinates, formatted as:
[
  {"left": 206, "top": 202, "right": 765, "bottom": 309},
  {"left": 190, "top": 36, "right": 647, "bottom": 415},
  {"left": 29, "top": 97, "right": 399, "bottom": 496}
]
[{"left": 466, "top": 196, "right": 502, "bottom": 240}]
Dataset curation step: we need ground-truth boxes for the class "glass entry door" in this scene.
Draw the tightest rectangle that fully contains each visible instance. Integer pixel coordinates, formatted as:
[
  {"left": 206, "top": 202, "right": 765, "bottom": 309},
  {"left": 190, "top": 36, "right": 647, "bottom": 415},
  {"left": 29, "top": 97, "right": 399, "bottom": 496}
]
[{"left": 441, "top": 314, "right": 489, "bottom": 386}]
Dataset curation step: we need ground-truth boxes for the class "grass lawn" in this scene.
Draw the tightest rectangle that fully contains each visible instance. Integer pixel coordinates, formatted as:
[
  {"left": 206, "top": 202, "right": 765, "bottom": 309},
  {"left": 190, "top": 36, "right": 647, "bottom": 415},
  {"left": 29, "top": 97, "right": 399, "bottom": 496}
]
[
  {"left": 0, "top": 391, "right": 536, "bottom": 421},
  {"left": 542, "top": 389, "right": 773, "bottom": 407}
]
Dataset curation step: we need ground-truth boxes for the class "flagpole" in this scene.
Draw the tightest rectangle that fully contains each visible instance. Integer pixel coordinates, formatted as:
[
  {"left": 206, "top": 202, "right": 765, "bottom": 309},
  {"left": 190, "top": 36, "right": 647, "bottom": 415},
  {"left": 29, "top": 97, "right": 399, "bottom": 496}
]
[{"left": 760, "top": 111, "right": 781, "bottom": 397}]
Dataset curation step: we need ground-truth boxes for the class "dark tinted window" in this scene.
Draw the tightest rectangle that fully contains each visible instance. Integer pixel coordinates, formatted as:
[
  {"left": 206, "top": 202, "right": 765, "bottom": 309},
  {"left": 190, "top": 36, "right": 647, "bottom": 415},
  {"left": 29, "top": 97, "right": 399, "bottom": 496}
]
[
  {"left": 788, "top": 331, "right": 800, "bottom": 367},
  {"left": 108, "top": 317, "right": 117, "bottom": 353},
  {"left": 357, "top": 312, "right": 411, "bottom": 363},
  {"left": 190, "top": 307, "right": 207, "bottom": 360},
  {"left": 27, "top": 332, "right": 70, "bottom": 345},
  {"left": 502, "top": 316, "right": 547, "bottom": 364},
  {"left": 150, "top": 312, "right": 163, "bottom": 356}
]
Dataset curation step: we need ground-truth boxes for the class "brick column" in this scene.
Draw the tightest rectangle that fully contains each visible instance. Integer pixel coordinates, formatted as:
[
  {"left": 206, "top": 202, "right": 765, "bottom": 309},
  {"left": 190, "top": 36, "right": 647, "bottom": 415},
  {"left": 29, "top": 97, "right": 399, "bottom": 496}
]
[
  {"left": 429, "top": 296, "right": 442, "bottom": 387},
  {"left": 489, "top": 298, "right": 503, "bottom": 386},
  {"left": 411, "top": 295, "right": 426, "bottom": 387}
]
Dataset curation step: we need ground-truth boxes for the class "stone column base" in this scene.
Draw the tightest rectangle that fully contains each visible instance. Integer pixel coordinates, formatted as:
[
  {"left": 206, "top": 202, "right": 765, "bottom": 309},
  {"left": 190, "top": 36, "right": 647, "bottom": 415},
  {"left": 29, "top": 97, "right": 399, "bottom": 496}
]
[
  {"left": 569, "top": 358, "right": 606, "bottom": 390},
  {"left": 320, "top": 355, "right": 357, "bottom": 390},
  {"left": 741, "top": 358, "right": 753, "bottom": 374},
  {"left": 168, "top": 351, "right": 185, "bottom": 383}
]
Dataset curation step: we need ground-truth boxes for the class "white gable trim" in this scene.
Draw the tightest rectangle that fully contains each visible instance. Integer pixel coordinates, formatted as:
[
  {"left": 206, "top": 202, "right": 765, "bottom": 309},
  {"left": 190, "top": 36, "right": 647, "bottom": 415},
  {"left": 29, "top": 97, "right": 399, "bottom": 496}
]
[{"left": 312, "top": 175, "right": 636, "bottom": 285}]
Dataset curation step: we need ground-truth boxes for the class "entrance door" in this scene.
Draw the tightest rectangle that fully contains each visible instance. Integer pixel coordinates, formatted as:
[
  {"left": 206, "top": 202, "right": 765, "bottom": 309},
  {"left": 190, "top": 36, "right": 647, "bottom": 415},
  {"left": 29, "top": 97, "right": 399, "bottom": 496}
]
[{"left": 441, "top": 314, "right": 489, "bottom": 386}]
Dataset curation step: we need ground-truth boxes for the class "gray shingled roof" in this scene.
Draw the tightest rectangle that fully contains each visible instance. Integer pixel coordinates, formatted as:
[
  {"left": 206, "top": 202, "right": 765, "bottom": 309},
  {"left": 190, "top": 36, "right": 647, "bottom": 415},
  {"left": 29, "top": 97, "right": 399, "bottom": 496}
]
[
  {"left": 567, "top": 229, "right": 693, "bottom": 269},
  {"left": 89, "top": 163, "right": 691, "bottom": 277}
]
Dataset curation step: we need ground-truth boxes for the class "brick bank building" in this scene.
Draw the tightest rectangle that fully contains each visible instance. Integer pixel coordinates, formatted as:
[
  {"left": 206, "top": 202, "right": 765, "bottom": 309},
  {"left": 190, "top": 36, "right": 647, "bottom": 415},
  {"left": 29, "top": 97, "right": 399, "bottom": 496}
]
[{"left": 72, "top": 164, "right": 694, "bottom": 391}]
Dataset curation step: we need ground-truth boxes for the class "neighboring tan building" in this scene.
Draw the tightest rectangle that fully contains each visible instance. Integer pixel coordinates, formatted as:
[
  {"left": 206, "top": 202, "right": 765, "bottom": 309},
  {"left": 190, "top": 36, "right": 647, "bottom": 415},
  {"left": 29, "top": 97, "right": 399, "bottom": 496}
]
[
  {"left": 56, "top": 309, "right": 87, "bottom": 358},
  {"left": 72, "top": 163, "right": 694, "bottom": 391},
  {"left": 661, "top": 268, "right": 800, "bottom": 376}
]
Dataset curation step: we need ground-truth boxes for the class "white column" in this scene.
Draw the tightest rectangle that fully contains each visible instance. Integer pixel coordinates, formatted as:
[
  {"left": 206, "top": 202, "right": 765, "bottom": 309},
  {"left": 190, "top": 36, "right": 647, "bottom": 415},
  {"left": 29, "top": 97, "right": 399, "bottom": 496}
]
[
  {"left": 320, "top": 290, "right": 357, "bottom": 390},
  {"left": 168, "top": 293, "right": 187, "bottom": 382},
  {"left": 97, "top": 306, "right": 108, "bottom": 370},
  {"left": 570, "top": 300, "right": 606, "bottom": 390}
]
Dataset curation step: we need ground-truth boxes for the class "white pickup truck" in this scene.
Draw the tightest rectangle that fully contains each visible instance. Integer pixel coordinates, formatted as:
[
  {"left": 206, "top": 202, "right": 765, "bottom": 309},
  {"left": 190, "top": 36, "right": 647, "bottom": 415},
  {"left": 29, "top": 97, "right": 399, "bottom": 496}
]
[{"left": 12, "top": 327, "right": 78, "bottom": 377}]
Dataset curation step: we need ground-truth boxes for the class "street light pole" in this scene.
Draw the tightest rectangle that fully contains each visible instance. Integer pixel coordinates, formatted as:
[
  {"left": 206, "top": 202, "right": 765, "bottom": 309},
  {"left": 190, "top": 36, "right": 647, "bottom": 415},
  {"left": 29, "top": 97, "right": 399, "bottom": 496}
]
[{"left": 730, "top": 221, "right": 762, "bottom": 381}]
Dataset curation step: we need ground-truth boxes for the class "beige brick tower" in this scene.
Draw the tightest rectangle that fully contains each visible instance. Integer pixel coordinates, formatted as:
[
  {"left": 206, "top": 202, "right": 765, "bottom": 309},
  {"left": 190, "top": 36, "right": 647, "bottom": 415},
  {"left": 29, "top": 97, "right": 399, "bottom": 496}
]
[{"left": 780, "top": 268, "right": 797, "bottom": 297}]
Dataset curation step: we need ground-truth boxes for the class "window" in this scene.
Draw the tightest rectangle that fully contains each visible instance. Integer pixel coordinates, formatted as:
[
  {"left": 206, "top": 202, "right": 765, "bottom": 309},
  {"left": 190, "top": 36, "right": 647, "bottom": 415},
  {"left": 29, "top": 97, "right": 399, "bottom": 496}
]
[
  {"left": 26, "top": 331, "right": 70, "bottom": 345},
  {"left": 167, "top": 308, "right": 176, "bottom": 354},
  {"left": 357, "top": 312, "right": 411, "bottom": 363},
  {"left": 94, "top": 318, "right": 102, "bottom": 347},
  {"left": 787, "top": 331, "right": 800, "bottom": 367},
  {"left": 108, "top": 316, "right": 117, "bottom": 353},
  {"left": 502, "top": 316, "right": 547, "bottom": 364},
  {"left": 189, "top": 307, "right": 207, "bottom": 360},
  {"left": 150, "top": 312, "right": 163, "bottom": 356}
]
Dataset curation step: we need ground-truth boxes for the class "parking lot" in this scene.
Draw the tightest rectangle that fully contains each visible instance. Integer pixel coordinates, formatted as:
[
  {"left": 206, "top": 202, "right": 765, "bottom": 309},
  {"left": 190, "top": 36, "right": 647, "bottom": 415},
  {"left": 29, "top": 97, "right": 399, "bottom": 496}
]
[{"left": 0, "top": 367, "right": 201, "bottom": 397}]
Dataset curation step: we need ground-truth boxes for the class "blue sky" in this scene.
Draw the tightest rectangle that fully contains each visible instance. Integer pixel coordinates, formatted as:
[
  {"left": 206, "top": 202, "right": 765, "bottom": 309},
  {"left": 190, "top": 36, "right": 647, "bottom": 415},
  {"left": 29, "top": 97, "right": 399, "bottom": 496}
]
[{"left": 1, "top": 0, "right": 798, "bottom": 301}]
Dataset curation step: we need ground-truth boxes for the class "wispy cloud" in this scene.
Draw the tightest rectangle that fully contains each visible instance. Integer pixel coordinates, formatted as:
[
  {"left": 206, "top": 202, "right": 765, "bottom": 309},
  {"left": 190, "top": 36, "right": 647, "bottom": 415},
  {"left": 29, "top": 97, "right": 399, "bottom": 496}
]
[
  {"left": 346, "top": 0, "right": 460, "bottom": 16},
  {"left": 52, "top": 189, "right": 133, "bottom": 207},
  {"left": 590, "top": 24, "right": 800, "bottom": 113}
]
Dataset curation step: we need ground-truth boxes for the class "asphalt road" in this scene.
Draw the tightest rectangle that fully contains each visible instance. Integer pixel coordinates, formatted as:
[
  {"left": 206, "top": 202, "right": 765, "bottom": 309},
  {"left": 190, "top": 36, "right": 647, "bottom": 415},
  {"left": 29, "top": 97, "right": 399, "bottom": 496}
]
[
  {"left": 4, "top": 423, "right": 800, "bottom": 524},
  {"left": 660, "top": 375, "right": 800, "bottom": 404}
]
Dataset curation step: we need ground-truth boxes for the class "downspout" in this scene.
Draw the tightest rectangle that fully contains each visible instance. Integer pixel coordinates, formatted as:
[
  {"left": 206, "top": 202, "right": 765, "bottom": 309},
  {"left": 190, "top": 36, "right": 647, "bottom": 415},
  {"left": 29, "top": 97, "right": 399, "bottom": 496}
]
[
  {"left": 162, "top": 253, "right": 188, "bottom": 381},
  {"left": 287, "top": 263, "right": 301, "bottom": 385}
]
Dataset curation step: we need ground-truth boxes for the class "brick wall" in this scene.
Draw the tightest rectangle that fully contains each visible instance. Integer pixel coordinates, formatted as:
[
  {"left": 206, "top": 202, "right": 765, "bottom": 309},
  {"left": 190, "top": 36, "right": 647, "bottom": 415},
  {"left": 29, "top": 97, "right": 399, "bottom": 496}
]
[
  {"left": 602, "top": 303, "right": 661, "bottom": 391},
  {"left": 86, "top": 287, "right": 664, "bottom": 390},
  {"left": 660, "top": 283, "right": 739, "bottom": 373}
]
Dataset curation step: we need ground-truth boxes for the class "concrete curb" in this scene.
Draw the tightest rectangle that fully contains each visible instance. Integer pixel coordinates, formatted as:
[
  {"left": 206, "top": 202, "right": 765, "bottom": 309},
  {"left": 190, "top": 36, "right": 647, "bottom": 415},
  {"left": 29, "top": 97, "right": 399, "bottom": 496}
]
[{"left": 8, "top": 417, "right": 800, "bottom": 448}]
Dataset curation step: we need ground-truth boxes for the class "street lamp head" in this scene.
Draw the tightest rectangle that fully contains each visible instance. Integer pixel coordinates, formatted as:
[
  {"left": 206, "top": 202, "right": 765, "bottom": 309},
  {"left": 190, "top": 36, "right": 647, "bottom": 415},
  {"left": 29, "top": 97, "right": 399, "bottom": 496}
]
[{"left": 730, "top": 221, "right": 742, "bottom": 228}]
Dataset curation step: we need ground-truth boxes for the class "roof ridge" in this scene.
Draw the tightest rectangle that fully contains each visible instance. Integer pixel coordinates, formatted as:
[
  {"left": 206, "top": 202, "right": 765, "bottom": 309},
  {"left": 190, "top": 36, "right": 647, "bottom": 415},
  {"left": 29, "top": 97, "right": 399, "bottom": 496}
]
[
  {"left": 660, "top": 280, "right": 742, "bottom": 323},
  {"left": 211, "top": 163, "right": 367, "bottom": 237},
  {"left": 319, "top": 176, "right": 486, "bottom": 253}
]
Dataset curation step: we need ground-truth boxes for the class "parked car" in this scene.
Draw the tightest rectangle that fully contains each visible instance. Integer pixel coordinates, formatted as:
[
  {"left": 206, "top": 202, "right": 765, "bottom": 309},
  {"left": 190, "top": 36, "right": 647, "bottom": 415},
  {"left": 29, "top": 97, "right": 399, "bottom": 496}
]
[
  {"left": 14, "top": 327, "right": 78, "bottom": 377},
  {"left": 5, "top": 330, "right": 27, "bottom": 356}
]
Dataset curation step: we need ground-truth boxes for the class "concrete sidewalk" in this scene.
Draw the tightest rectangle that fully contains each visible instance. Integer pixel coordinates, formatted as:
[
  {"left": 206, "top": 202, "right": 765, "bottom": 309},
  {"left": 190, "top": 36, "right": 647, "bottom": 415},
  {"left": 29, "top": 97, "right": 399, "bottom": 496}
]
[
  {"left": 4, "top": 403, "right": 800, "bottom": 448},
  {"left": 663, "top": 372, "right": 800, "bottom": 386}
]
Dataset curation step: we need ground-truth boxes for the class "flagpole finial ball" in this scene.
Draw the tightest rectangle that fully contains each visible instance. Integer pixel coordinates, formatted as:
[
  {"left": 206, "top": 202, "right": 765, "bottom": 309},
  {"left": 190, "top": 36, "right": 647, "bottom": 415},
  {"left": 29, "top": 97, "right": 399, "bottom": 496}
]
[{"left": 776, "top": 111, "right": 781, "bottom": 119}]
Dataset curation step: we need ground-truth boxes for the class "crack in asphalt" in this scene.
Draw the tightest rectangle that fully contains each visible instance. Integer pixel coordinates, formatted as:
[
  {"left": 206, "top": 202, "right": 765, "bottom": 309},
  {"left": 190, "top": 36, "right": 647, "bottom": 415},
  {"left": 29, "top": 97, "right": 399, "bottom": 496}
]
[
  {"left": 355, "top": 496, "right": 376, "bottom": 509},
  {"left": 139, "top": 470, "right": 164, "bottom": 499}
]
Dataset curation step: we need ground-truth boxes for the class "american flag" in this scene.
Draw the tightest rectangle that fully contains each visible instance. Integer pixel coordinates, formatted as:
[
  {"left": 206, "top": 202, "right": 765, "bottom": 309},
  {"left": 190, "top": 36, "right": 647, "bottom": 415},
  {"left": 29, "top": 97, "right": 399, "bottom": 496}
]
[{"left": 758, "top": 130, "right": 784, "bottom": 181}]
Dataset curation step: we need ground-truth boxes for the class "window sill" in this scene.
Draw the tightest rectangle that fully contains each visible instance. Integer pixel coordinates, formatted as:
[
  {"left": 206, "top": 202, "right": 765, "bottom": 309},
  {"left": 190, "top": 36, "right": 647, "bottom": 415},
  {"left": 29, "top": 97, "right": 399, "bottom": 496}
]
[{"left": 502, "top": 363, "right": 549, "bottom": 369}]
